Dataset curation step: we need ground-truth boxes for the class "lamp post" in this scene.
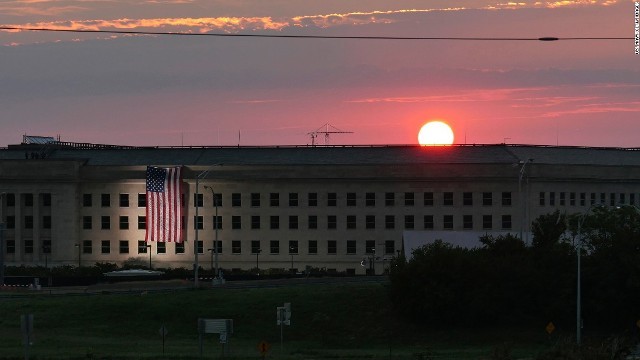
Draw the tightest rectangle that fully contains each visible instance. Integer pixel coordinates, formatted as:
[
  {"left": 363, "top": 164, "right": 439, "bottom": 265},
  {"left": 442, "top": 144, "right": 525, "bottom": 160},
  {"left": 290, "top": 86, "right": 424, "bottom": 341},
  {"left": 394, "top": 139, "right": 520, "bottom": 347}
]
[
  {"left": 193, "top": 164, "right": 222, "bottom": 288},
  {"left": 289, "top": 246, "right": 295, "bottom": 271},
  {"left": 255, "top": 249, "right": 261, "bottom": 272},
  {"left": 74, "top": 243, "right": 81, "bottom": 268},
  {"left": 207, "top": 248, "right": 214, "bottom": 271},
  {"left": 518, "top": 158, "right": 533, "bottom": 244},
  {"left": 204, "top": 185, "right": 219, "bottom": 278},
  {"left": 0, "top": 192, "right": 5, "bottom": 287},
  {"left": 146, "top": 244, "right": 152, "bottom": 269}
]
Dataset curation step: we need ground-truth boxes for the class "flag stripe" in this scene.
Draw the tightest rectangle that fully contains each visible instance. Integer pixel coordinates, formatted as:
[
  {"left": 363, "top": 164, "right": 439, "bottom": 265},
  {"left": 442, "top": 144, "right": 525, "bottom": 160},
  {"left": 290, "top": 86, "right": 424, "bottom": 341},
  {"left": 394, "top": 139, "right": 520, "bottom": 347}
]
[{"left": 145, "top": 166, "right": 183, "bottom": 243}]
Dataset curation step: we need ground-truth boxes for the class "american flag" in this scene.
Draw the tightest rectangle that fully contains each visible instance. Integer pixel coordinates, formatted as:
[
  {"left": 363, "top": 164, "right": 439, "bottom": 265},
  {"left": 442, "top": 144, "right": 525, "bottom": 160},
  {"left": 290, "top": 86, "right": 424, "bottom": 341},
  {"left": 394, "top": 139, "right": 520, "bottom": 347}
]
[{"left": 145, "top": 166, "right": 183, "bottom": 243}]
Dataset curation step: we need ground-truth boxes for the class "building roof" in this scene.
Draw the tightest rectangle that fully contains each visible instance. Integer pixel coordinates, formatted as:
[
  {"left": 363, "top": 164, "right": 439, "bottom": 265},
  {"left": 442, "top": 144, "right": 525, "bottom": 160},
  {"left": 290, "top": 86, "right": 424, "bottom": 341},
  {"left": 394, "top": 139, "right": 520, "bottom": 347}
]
[{"left": 2, "top": 143, "right": 640, "bottom": 167}]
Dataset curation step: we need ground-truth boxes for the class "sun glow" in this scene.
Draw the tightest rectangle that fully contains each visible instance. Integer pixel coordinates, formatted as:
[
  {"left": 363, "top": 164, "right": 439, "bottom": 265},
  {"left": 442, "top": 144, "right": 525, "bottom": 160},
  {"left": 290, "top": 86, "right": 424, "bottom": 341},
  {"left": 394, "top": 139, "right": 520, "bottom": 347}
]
[{"left": 418, "top": 121, "right": 454, "bottom": 146}]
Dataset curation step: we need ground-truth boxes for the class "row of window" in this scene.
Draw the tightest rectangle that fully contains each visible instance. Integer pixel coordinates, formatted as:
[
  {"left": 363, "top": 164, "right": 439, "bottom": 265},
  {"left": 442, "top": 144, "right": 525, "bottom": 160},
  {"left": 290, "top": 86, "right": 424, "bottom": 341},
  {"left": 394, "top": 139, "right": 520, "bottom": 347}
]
[
  {"left": 2, "top": 193, "right": 51, "bottom": 207},
  {"left": 78, "top": 214, "right": 514, "bottom": 231},
  {"left": 539, "top": 192, "right": 639, "bottom": 207},
  {"left": 4, "top": 239, "right": 51, "bottom": 254},
  {"left": 79, "top": 191, "right": 515, "bottom": 208},
  {"left": 68, "top": 239, "right": 398, "bottom": 256},
  {"left": 4, "top": 216, "right": 51, "bottom": 229}
]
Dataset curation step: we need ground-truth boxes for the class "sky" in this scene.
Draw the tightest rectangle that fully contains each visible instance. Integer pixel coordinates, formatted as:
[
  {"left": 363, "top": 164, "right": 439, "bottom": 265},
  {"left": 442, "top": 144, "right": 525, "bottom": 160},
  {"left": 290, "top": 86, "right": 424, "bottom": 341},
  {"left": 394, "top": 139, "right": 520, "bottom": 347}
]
[{"left": 0, "top": 0, "right": 638, "bottom": 147}]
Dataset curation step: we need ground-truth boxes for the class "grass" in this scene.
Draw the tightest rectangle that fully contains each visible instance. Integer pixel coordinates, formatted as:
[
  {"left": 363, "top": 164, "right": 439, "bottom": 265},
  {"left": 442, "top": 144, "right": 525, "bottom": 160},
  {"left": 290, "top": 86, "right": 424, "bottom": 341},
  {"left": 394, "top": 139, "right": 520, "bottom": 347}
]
[{"left": 0, "top": 282, "right": 576, "bottom": 359}]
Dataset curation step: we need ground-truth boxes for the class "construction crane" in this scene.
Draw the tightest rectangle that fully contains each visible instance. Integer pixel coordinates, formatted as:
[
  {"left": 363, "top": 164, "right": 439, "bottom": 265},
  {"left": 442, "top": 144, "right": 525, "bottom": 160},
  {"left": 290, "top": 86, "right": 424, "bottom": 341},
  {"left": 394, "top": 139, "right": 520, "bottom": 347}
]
[{"left": 308, "top": 123, "right": 353, "bottom": 146}]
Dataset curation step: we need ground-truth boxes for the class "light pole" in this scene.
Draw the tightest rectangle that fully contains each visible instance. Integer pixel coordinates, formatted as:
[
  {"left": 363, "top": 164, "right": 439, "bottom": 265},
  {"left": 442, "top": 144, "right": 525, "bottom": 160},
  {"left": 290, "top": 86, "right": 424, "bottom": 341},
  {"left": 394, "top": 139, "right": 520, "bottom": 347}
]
[
  {"left": 74, "top": 243, "right": 81, "bottom": 268},
  {"left": 146, "top": 244, "right": 152, "bottom": 269},
  {"left": 518, "top": 158, "right": 533, "bottom": 244},
  {"left": 204, "top": 185, "right": 219, "bottom": 278},
  {"left": 289, "top": 246, "right": 295, "bottom": 271},
  {"left": 255, "top": 249, "right": 261, "bottom": 273},
  {"left": 193, "top": 164, "right": 222, "bottom": 287},
  {"left": 0, "top": 192, "right": 5, "bottom": 287},
  {"left": 207, "top": 248, "right": 214, "bottom": 272}
]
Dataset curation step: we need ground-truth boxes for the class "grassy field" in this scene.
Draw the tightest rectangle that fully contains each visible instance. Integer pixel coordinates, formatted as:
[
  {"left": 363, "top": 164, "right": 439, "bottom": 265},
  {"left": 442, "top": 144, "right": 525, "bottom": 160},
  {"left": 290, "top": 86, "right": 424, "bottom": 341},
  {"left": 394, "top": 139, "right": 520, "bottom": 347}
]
[{"left": 0, "top": 281, "right": 571, "bottom": 359}]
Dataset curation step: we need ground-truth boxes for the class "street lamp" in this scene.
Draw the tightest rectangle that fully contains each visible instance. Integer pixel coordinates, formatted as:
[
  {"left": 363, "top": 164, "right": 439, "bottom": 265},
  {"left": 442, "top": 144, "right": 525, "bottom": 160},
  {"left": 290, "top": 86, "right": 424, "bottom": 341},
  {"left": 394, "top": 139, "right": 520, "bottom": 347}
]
[
  {"left": 204, "top": 185, "right": 219, "bottom": 279},
  {"left": 518, "top": 158, "right": 533, "bottom": 244},
  {"left": 207, "top": 248, "right": 214, "bottom": 272},
  {"left": 255, "top": 249, "right": 261, "bottom": 272},
  {"left": 146, "top": 244, "right": 152, "bottom": 269},
  {"left": 0, "top": 192, "right": 5, "bottom": 287},
  {"left": 74, "top": 243, "right": 81, "bottom": 268},
  {"left": 289, "top": 246, "right": 296, "bottom": 271},
  {"left": 193, "top": 164, "right": 222, "bottom": 288}
]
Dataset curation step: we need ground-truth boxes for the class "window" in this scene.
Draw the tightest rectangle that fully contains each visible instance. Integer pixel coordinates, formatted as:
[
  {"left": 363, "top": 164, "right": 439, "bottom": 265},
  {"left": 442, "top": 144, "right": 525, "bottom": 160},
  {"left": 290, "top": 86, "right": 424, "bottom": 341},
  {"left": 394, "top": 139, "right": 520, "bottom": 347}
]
[
  {"left": 289, "top": 193, "right": 298, "bottom": 207},
  {"left": 6, "top": 193, "right": 15, "bottom": 206},
  {"left": 308, "top": 215, "right": 318, "bottom": 229},
  {"left": 308, "top": 192, "right": 318, "bottom": 206},
  {"left": 270, "top": 193, "right": 279, "bottom": 207},
  {"left": 385, "top": 192, "right": 395, "bottom": 206},
  {"left": 366, "top": 215, "right": 376, "bottom": 229},
  {"left": 83, "top": 240, "right": 92, "bottom": 254},
  {"left": 138, "top": 194, "right": 146, "bottom": 207},
  {"left": 482, "top": 192, "right": 492, "bottom": 206},
  {"left": 502, "top": 215, "right": 512, "bottom": 229},
  {"left": 385, "top": 240, "right": 395, "bottom": 255},
  {"left": 119, "top": 240, "right": 129, "bottom": 254},
  {"left": 42, "top": 240, "right": 51, "bottom": 254},
  {"left": 251, "top": 240, "right": 261, "bottom": 254},
  {"left": 157, "top": 242, "right": 166, "bottom": 254},
  {"left": 82, "top": 193, "right": 92, "bottom": 207},
  {"left": 328, "top": 193, "right": 337, "bottom": 206},
  {"left": 365, "top": 240, "right": 375, "bottom": 254},
  {"left": 346, "top": 240, "right": 356, "bottom": 254},
  {"left": 327, "top": 240, "right": 337, "bottom": 254},
  {"left": 404, "top": 192, "right": 415, "bottom": 206},
  {"left": 119, "top": 194, "right": 129, "bottom": 207},
  {"left": 600, "top": 193, "right": 605, "bottom": 205},
  {"left": 289, "top": 215, "right": 299, "bottom": 229},
  {"left": 443, "top": 192, "right": 453, "bottom": 206},
  {"left": 42, "top": 193, "right": 51, "bottom": 207},
  {"left": 101, "top": 216, "right": 110, "bottom": 230},
  {"left": 270, "top": 216, "right": 280, "bottom": 229},
  {"left": 443, "top": 215, "right": 454, "bottom": 229},
  {"left": 208, "top": 193, "right": 221, "bottom": 207},
  {"left": 590, "top": 193, "right": 596, "bottom": 205},
  {"left": 24, "top": 216, "right": 33, "bottom": 229},
  {"left": 580, "top": 193, "right": 586, "bottom": 207},
  {"left": 424, "top": 192, "right": 434, "bottom": 206},
  {"left": 463, "top": 192, "right": 473, "bottom": 206},
  {"left": 119, "top": 216, "right": 129, "bottom": 230},
  {"left": 232, "top": 241, "right": 242, "bottom": 254},
  {"left": 138, "top": 216, "right": 146, "bottom": 230},
  {"left": 631, "top": 193, "right": 636, "bottom": 206},
  {"left": 560, "top": 192, "right": 566, "bottom": 206},
  {"left": 308, "top": 240, "right": 317, "bottom": 254},
  {"left": 346, "top": 215, "right": 356, "bottom": 229},
  {"left": 194, "top": 193, "right": 203, "bottom": 207},
  {"left": 232, "top": 193, "right": 241, "bottom": 207},
  {"left": 213, "top": 216, "right": 223, "bottom": 230},
  {"left": 270, "top": 240, "right": 280, "bottom": 254},
  {"left": 251, "top": 193, "right": 261, "bottom": 207},
  {"left": 6, "top": 240, "right": 15, "bottom": 254},
  {"left": 175, "top": 242, "right": 185, "bottom": 254},
  {"left": 24, "top": 240, "right": 33, "bottom": 254},
  {"left": 463, "top": 215, "right": 473, "bottom": 229},
  {"left": 620, "top": 193, "right": 626, "bottom": 205},
  {"left": 197, "top": 241, "right": 204, "bottom": 254},
  {"left": 327, "top": 215, "right": 337, "bottom": 229},
  {"left": 550, "top": 192, "right": 556, "bottom": 206},
  {"left": 6, "top": 216, "right": 15, "bottom": 229},
  {"left": 83, "top": 216, "right": 92, "bottom": 230},
  {"left": 610, "top": 193, "right": 616, "bottom": 206},
  {"left": 194, "top": 216, "right": 203, "bottom": 230},
  {"left": 24, "top": 193, "right": 33, "bottom": 207},
  {"left": 570, "top": 192, "right": 576, "bottom": 206},
  {"left": 101, "top": 193, "right": 110, "bottom": 207},
  {"left": 138, "top": 241, "right": 147, "bottom": 254},
  {"left": 539, "top": 192, "right": 546, "bottom": 206},
  {"left": 251, "top": 216, "right": 261, "bottom": 229},
  {"left": 289, "top": 241, "right": 299, "bottom": 254},
  {"left": 404, "top": 215, "right": 414, "bottom": 229},
  {"left": 365, "top": 192, "right": 375, "bottom": 207},
  {"left": 232, "top": 216, "right": 241, "bottom": 230},
  {"left": 424, "top": 215, "right": 434, "bottom": 229},
  {"left": 101, "top": 240, "right": 111, "bottom": 254},
  {"left": 212, "top": 241, "right": 222, "bottom": 254},
  {"left": 502, "top": 192, "right": 512, "bottom": 206},
  {"left": 482, "top": 215, "right": 492, "bottom": 230},
  {"left": 347, "top": 192, "right": 356, "bottom": 206},
  {"left": 385, "top": 215, "right": 395, "bottom": 229}
]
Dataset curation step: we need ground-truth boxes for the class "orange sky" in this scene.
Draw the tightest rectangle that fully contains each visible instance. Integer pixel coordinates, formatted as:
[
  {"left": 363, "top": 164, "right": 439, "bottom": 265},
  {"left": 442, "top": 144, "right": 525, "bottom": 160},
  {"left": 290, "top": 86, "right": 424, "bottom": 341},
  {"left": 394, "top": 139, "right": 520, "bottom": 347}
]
[{"left": 0, "top": 0, "right": 637, "bottom": 147}]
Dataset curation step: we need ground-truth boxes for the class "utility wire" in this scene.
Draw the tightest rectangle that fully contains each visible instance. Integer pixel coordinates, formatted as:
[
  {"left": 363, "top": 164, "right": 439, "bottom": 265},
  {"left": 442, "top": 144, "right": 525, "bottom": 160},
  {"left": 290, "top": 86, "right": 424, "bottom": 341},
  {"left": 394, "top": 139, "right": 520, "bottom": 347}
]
[{"left": 0, "top": 27, "right": 632, "bottom": 41}]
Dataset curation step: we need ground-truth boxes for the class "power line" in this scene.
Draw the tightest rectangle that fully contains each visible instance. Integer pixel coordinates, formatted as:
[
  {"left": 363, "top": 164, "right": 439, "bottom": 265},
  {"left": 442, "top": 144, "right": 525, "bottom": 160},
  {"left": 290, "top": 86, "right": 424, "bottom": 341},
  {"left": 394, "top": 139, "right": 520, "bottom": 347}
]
[{"left": 0, "top": 27, "right": 632, "bottom": 41}]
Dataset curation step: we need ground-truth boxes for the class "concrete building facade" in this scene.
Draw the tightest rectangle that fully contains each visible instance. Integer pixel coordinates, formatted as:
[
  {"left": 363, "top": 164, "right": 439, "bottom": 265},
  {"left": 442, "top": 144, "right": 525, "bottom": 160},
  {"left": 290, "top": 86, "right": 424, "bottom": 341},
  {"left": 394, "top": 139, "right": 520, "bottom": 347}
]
[{"left": 1, "top": 140, "right": 640, "bottom": 275}]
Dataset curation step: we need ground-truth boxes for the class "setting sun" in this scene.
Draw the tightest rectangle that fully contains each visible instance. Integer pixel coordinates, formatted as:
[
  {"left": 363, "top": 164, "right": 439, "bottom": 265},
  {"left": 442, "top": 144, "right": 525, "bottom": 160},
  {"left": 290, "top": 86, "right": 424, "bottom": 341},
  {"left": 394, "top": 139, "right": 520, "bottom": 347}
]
[{"left": 418, "top": 121, "right": 454, "bottom": 146}]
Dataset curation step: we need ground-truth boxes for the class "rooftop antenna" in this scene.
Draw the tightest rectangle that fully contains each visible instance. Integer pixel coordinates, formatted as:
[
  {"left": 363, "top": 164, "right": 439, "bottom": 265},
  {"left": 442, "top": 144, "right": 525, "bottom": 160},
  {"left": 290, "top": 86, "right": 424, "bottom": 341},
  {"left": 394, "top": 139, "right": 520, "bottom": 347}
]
[{"left": 307, "top": 123, "right": 353, "bottom": 146}]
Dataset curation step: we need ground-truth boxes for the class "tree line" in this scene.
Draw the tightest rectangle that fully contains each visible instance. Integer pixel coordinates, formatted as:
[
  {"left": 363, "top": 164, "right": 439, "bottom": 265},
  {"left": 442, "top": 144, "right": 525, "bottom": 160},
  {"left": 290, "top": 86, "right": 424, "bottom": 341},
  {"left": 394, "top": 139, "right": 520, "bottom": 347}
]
[{"left": 389, "top": 206, "right": 640, "bottom": 333}]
